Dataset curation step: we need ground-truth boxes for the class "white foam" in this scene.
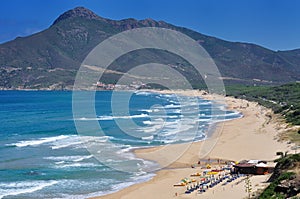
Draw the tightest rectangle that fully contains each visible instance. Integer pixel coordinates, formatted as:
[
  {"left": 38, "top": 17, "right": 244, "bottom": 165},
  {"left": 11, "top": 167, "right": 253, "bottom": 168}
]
[
  {"left": 51, "top": 141, "right": 82, "bottom": 150},
  {"left": 164, "top": 104, "right": 181, "bottom": 109},
  {"left": 103, "top": 113, "right": 148, "bottom": 120},
  {"left": 44, "top": 155, "right": 93, "bottom": 162},
  {"left": 76, "top": 114, "right": 149, "bottom": 121},
  {"left": 142, "top": 120, "right": 152, "bottom": 125},
  {"left": 141, "top": 135, "right": 154, "bottom": 140},
  {"left": 162, "top": 123, "right": 194, "bottom": 137},
  {"left": 105, "top": 158, "right": 121, "bottom": 163},
  {"left": 50, "top": 135, "right": 112, "bottom": 150},
  {"left": 219, "top": 105, "right": 227, "bottom": 111},
  {"left": 139, "top": 108, "right": 160, "bottom": 113},
  {"left": 209, "top": 114, "right": 243, "bottom": 124},
  {"left": 198, "top": 118, "right": 211, "bottom": 122},
  {"left": 0, "top": 180, "right": 58, "bottom": 199},
  {"left": 7, "top": 135, "right": 71, "bottom": 147},
  {"left": 199, "top": 101, "right": 212, "bottom": 105},
  {"left": 179, "top": 137, "right": 195, "bottom": 142},
  {"left": 161, "top": 139, "right": 176, "bottom": 144},
  {"left": 73, "top": 155, "right": 93, "bottom": 162},
  {"left": 55, "top": 161, "right": 65, "bottom": 165},
  {"left": 199, "top": 111, "right": 241, "bottom": 118},
  {"left": 141, "top": 126, "right": 162, "bottom": 133},
  {"left": 171, "top": 109, "right": 181, "bottom": 114},
  {"left": 168, "top": 115, "right": 180, "bottom": 118},
  {"left": 134, "top": 91, "right": 152, "bottom": 96},
  {"left": 109, "top": 174, "right": 156, "bottom": 193},
  {"left": 53, "top": 162, "right": 98, "bottom": 169},
  {"left": 167, "top": 100, "right": 179, "bottom": 104},
  {"left": 224, "top": 111, "right": 241, "bottom": 117},
  {"left": 60, "top": 173, "right": 156, "bottom": 199}
]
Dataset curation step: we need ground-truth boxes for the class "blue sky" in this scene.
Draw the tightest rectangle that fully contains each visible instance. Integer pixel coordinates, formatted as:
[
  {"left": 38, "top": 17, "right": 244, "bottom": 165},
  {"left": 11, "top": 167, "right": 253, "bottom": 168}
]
[{"left": 0, "top": 0, "right": 299, "bottom": 50}]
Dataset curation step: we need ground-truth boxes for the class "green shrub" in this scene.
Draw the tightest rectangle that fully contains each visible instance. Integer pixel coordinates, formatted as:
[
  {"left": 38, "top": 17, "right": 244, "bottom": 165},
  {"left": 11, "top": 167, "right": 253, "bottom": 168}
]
[{"left": 259, "top": 172, "right": 295, "bottom": 199}]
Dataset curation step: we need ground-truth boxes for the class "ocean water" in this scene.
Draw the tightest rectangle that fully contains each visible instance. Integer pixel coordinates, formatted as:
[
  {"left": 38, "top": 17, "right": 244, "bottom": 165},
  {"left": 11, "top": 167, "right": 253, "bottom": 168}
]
[{"left": 0, "top": 91, "right": 241, "bottom": 198}]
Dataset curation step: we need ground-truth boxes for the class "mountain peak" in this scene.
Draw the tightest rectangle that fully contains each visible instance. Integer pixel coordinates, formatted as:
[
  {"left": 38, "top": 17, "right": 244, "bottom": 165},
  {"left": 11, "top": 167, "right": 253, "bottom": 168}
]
[{"left": 52, "top": 7, "right": 102, "bottom": 25}]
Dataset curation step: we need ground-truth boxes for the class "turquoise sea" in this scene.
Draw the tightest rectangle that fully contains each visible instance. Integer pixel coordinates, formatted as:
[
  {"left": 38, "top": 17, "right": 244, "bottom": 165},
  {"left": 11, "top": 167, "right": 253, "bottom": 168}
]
[{"left": 0, "top": 91, "right": 241, "bottom": 198}]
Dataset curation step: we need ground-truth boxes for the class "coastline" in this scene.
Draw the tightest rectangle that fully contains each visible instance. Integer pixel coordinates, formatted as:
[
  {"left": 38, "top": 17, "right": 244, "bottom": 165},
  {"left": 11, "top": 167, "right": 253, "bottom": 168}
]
[{"left": 92, "top": 89, "right": 291, "bottom": 199}]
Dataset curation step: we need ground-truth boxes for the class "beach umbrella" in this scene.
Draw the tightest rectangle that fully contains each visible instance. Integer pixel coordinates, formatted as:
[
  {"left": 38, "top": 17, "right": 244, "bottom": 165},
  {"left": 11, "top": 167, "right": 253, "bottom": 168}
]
[{"left": 181, "top": 179, "right": 186, "bottom": 184}]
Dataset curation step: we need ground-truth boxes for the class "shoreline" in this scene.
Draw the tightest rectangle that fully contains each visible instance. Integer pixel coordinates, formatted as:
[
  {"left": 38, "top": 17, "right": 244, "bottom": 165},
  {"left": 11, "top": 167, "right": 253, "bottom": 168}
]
[{"left": 93, "top": 90, "right": 291, "bottom": 199}]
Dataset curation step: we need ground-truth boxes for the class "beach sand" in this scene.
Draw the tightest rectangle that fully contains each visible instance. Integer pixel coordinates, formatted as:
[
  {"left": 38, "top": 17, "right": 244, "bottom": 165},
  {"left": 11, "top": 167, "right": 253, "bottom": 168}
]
[{"left": 93, "top": 90, "right": 291, "bottom": 199}]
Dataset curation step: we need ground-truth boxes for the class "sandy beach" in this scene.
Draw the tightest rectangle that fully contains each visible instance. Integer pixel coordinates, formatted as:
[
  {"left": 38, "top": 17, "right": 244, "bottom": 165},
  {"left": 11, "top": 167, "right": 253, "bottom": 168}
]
[{"left": 94, "top": 90, "right": 291, "bottom": 199}]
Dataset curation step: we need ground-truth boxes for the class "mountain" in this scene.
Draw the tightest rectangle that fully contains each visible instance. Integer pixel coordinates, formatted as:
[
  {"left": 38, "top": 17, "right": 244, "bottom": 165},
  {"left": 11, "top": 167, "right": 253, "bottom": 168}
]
[{"left": 0, "top": 7, "right": 299, "bottom": 90}]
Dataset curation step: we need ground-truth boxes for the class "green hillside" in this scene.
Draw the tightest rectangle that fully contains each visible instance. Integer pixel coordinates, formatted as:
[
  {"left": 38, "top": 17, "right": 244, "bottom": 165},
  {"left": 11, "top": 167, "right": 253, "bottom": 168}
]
[
  {"left": 226, "top": 83, "right": 300, "bottom": 125},
  {"left": 0, "top": 7, "right": 299, "bottom": 89}
]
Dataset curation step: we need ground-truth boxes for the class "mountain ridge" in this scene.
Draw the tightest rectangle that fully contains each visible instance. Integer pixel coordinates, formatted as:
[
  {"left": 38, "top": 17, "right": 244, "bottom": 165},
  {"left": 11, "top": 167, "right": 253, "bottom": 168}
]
[
  {"left": 52, "top": 7, "right": 105, "bottom": 25},
  {"left": 0, "top": 7, "right": 299, "bottom": 90}
]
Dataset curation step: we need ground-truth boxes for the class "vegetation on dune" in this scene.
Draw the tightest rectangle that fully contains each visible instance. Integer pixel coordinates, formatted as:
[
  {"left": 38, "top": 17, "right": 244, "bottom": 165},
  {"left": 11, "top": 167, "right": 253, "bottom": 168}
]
[
  {"left": 259, "top": 172, "right": 296, "bottom": 199},
  {"left": 225, "top": 83, "right": 300, "bottom": 198},
  {"left": 258, "top": 154, "right": 300, "bottom": 198},
  {"left": 226, "top": 82, "right": 300, "bottom": 125}
]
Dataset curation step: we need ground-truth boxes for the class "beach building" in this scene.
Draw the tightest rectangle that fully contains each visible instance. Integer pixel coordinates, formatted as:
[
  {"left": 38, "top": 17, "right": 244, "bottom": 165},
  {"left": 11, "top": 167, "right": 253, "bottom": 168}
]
[{"left": 233, "top": 160, "right": 275, "bottom": 175}]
